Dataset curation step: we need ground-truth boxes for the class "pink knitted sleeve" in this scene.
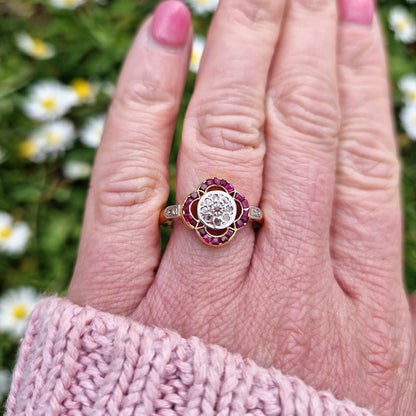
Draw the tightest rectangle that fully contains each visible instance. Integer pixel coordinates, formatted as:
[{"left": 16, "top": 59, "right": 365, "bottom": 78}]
[{"left": 6, "top": 297, "right": 376, "bottom": 415}]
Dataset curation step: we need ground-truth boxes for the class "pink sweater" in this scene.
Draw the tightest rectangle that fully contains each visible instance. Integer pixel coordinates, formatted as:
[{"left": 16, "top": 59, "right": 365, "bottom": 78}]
[{"left": 6, "top": 297, "right": 375, "bottom": 415}]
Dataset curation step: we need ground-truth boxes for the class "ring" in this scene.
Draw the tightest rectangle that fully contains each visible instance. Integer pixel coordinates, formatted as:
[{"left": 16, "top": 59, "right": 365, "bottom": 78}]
[{"left": 160, "top": 178, "right": 263, "bottom": 247}]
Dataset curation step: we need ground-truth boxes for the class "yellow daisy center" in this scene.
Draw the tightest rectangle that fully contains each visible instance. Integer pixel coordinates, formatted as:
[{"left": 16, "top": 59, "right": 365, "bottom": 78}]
[
  {"left": 397, "top": 19, "right": 410, "bottom": 31},
  {"left": 18, "top": 140, "right": 37, "bottom": 158},
  {"left": 191, "top": 51, "right": 201, "bottom": 67},
  {"left": 71, "top": 79, "right": 93, "bottom": 101},
  {"left": 196, "top": 0, "right": 210, "bottom": 3},
  {"left": 409, "top": 91, "right": 416, "bottom": 102},
  {"left": 31, "top": 38, "right": 48, "bottom": 58},
  {"left": 46, "top": 132, "right": 61, "bottom": 145},
  {"left": 11, "top": 303, "right": 29, "bottom": 320},
  {"left": 41, "top": 97, "right": 57, "bottom": 112},
  {"left": 64, "top": 0, "right": 76, "bottom": 5},
  {"left": 0, "top": 226, "right": 12, "bottom": 239}
]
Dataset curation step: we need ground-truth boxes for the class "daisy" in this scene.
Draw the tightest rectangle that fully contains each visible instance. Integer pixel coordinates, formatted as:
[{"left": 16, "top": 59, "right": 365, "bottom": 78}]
[
  {"left": 399, "top": 74, "right": 416, "bottom": 105},
  {"left": 185, "top": 0, "right": 218, "bottom": 15},
  {"left": 0, "top": 212, "right": 31, "bottom": 256},
  {"left": 48, "top": 0, "right": 86, "bottom": 9},
  {"left": 0, "top": 287, "right": 41, "bottom": 338},
  {"left": 389, "top": 7, "right": 416, "bottom": 43},
  {"left": 63, "top": 160, "right": 92, "bottom": 180},
  {"left": 15, "top": 33, "right": 55, "bottom": 60},
  {"left": 23, "top": 80, "right": 77, "bottom": 121},
  {"left": 19, "top": 119, "right": 76, "bottom": 162},
  {"left": 80, "top": 114, "right": 106, "bottom": 148},
  {"left": 189, "top": 35, "right": 205, "bottom": 73},
  {"left": 0, "top": 369, "right": 11, "bottom": 401},
  {"left": 401, "top": 104, "right": 416, "bottom": 140},
  {"left": 70, "top": 79, "right": 99, "bottom": 105}
]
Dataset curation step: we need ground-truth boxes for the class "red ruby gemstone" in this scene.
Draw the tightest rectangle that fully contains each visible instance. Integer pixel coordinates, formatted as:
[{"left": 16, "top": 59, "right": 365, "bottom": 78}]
[
  {"left": 236, "top": 220, "right": 245, "bottom": 229},
  {"left": 220, "top": 179, "right": 227, "bottom": 186},
  {"left": 183, "top": 205, "right": 190, "bottom": 214},
  {"left": 184, "top": 214, "right": 192, "bottom": 223},
  {"left": 220, "top": 236, "right": 229, "bottom": 243},
  {"left": 225, "top": 184, "right": 234, "bottom": 192},
  {"left": 206, "top": 179, "right": 214, "bottom": 186},
  {"left": 190, "top": 192, "right": 198, "bottom": 199},
  {"left": 203, "top": 235, "right": 213, "bottom": 244},
  {"left": 200, "top": 183, "right": 208, "bottom": 191},
  {"left": 242, "top": 199, "right": 249, "bottom": 209},
  {"left": 198, "top": 228, "right": 207, "bottom": 236},
  {"left": 190, "top": 218, "right": 197, "bottom": 227},
  {"left": 212, "top": 237, "right": 220, "bottom": 245},
  {"left": 241, "top": 214, "right": 249, "bottom": 223},
  {"left": 214, "top": 178, "right": 221, "bottom": 185},
  {"left": 226, "top": 230, "right": 234, "bottom": 238},
  {"left": 235, "top": 193, "right": 245, "bottom": 202}
]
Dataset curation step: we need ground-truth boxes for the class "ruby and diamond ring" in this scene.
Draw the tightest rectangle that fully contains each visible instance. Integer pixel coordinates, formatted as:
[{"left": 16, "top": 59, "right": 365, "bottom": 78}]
[{"left": 160, "top": 178, "right": 263, "bottom": 247}]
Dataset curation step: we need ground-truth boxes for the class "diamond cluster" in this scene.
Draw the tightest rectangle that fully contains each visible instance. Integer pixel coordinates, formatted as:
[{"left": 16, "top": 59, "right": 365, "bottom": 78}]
[{"left": 197, "top": 191, "right": 237, "bottom": 229}]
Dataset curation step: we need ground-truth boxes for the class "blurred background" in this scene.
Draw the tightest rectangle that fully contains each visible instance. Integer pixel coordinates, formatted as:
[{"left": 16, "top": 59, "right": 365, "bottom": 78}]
[{"left": 0, "top": 0, "right": 415, "bottom": 408}]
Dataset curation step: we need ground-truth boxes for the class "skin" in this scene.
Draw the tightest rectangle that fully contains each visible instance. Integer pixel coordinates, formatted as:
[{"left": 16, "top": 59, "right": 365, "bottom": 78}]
[{"left": 67, "top": 0, "right": 416, "bottom": 414}]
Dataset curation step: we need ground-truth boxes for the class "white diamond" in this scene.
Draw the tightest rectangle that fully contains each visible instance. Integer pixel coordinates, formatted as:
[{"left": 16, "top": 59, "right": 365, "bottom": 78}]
[{"left": 197, "top": 191, "right": 237, "bottom": 229}]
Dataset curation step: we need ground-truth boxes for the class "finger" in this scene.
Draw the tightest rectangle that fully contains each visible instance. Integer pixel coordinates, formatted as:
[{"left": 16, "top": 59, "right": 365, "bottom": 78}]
[
  {"left": 330, "top": 11, "right": 403, "bottom": 299},
  {"left": 67, "top": 1, "right": 192, "bottom": 315},
  {"left": 154, "top": 0, "right": 287, "bottom": 298},
  {"left": 256, "top": 0, "right": 340, "bottom": 286}
]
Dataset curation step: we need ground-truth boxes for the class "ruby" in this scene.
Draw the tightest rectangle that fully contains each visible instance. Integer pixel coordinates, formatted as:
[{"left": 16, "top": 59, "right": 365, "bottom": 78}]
[
  {"left": 184, "top": 214, "right": 192, "bottom": 223},
  {"left": 190, "top": 218, "right": 197, "bottom": 227},
  {"left": 225, "top": 184, "right": 234, "bottom": 192},
  {"left": 241, "top": 214, "right": 249, "bottom": 223},
  {"left": 198, "top": 228, "right": 207, "bottom": 236},
  {"left": 185, "top": 197, "right": 192, "bottom": 207},
  {"left": 214, "top": 178, "right": 220, "bottom": 185},
  {"left": 212, "top": 237, "right": 220, "bottom": 245},
  {"left": 190, "top": 192, "right": 198, "bottom": 200},
  {"left": 220, "top": 236, "right": 229, "bottom": 244},
  {"left": 203, "top": 235, "right": 213, "bottom": 244},
  {"left": 235, "top": 193, "right": 245, "bottom": 202},
  {"left": 200, "top": 183, "right": 208, "bottom": 191},
  {"left": 206, "top": 179, "right": 214, "bottom": 186},
  {"left": 183, "top": 205, "right": 190, "bottom": 214},
  {"left": 242, "top": 199, "right": 249, "bottom": 209},
  {"left": 226, "top": 230, "right": 234, "bottom": 238},
  {"left": 236, "top": 220, "right": 245, "bottom": 229},
  {"left": 220, "top": 179, "right": 227, "bottom": 186}
]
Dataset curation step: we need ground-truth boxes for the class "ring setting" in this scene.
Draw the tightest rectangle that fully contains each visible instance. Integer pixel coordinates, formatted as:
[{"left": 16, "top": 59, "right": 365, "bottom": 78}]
[{"left": 160, "top": 178, "right": 263, "bottom": 247}]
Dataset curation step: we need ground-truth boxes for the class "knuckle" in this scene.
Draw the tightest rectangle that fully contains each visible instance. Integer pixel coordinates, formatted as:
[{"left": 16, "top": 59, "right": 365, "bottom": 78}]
[
  {"left": 293, "top": 0, "right": 336, "bottom": 14},
  {"left": 338, "top": 128, "right": 400, "bottom": 197},
  {"left": 93, "top": 162, "right": 169, "bottom": 226},
  {"left": 228, "top": 0, "right": 280, "bottom": 26},
  {"left": 186, "top": 98, "right": 265, "bottom": 151},
  {"left": 268, "top": 71, "right": 340, "bottom": 147},
  {"left": 112, "top": 80, "right": 177, "bottom": 124}
]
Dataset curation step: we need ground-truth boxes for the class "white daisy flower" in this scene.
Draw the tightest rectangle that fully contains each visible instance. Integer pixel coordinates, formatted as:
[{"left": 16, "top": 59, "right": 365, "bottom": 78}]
[
  {"left": 19, "top": 119, "right": 76, "bottom": 162},
  {"left": 70, "top": 79, "right": 99, "bottom": 105},
  {"left": 23, "top": 80, "right": 77, "bottom": 121},
  {"left": 101, "top": 81, "right": 115, "bottom": 98},
  {"left": 48, "top": 0, "right": 86, "bottom": 9},
  {"left": 15, "top": 33, "right": 55, "bottom": 60},
  {"left": 0, "top": 287, "right": 41, "bottom": 338},
  {"left": 63, "top": 160, "right": 92, "bottom": 180},
  {"left": 0, "top": 212, "right": 31, "bottom": 256},
  {"left": 189, "top": 35, "right": 205, "bottom": 73},
  {"left": 401, "top": 104, "right": 416, "bottom": 140},
  {"left": 0, "top": 369, "right": 11, "bottom": 401},
  {"left": 399, "top": 74, "right": 416, "bottom": 105},
  {"left": 389, "top": 7, "right": 416, "bottom": 43},
  {"left": 80, "top": 114, "right": 106, "bottom": 148},
  {"left": 185, "top": 0, "right": 218, "bottom": 15}
]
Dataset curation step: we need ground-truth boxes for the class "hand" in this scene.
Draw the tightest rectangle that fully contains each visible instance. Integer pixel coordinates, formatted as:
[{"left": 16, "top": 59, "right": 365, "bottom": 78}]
[{"left": 67, "top": 0, "right": 416, "bottom": 414}]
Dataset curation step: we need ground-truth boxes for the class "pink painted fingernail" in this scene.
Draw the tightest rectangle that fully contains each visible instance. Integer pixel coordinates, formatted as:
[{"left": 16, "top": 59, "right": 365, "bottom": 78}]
[
  {"left": 339, "top": 0, "right": 375, "bottom": 26},
  {"left": 151, "top": 0, "right": 191, "bottom": 47}
]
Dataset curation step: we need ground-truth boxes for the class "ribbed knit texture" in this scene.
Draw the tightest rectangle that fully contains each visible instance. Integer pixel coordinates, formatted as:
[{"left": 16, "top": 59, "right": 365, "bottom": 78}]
[{"left": 6, "top": 297, "right": 376, "bottom": 415}]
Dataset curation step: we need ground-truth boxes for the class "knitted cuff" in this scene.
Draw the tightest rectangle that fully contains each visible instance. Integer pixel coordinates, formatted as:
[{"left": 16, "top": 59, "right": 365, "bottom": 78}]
[{"left": 7, "top": 297, "right": 375, "bottom": 416}]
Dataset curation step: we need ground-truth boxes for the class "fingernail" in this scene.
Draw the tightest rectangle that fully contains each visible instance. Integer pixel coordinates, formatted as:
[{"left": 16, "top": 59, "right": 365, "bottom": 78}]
[
  {"left": 151, "top": 0, "right": 191, "bottom": 47},
  {"left": 339, "top": 0, "right": 375, "bottom": 26}
]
